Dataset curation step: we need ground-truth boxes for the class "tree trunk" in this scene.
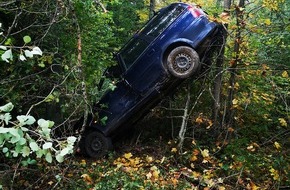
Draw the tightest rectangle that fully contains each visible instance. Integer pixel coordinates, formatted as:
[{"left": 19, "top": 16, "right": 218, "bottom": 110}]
[
  {"left": 225, "top": 0, "right": 245, "bottom": 127},
  {"left": 149, "top": 0, "right": 155, "bottom": 18},
  {"left": 178, "top": 83, "right": 191, "bottom": 152},
  {"left": 212, "top": 30, "right": 226, "bottom": 130}
]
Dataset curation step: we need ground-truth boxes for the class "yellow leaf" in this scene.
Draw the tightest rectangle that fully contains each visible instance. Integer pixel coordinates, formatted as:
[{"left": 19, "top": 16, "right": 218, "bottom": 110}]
[
  {"left": 192, "top": 171, "right": 201, "bottom": 179},
  {"left": 146, "top": 156, "right": 153, "bottom": 163},
  {"left": 274, "top": 141, "right": 281, "bottom": 150},
  {"left": 152, "top": 170, "right": 159, "bottom": 178},
  {"left": 232, "top": 99, "right": 238, "bottom": 105},
  {"left": 146, "top": 172, "right": 152, "bottom": 179},
  {"left": 195, "top": 116, "right": 203, "bottom": 124},
  {"left": 269, "top": 167, "right": 280, "bottom": 180},
  {"left": 190, "top": 155, "right": 198, "bottom": 162},
  {"left": 278, "top": 118, "right": 287, "bottom": 127},
  {"left": 48, "top": 181, "right": 54, "bottom": 185},
  {"left": 219, "top": 186, "right": 226, "bottom": 190},
  {"left": 264, "top": 18, "right": 271, "bottom": 25},
  {"left": 171, "top": 147, "right": 177, "bottom": 153},
  {"left": 250, "top": 181, "right": 259, "bottom": 190},
  {"left": 234, "top": 82, "right": 240, "bottom": 89},
  {"left": 124, "top": 152, "right": 133, "bottom": 159},
  {"left": 201, "top": 149, "right": 209, "bottom": 158},
  {"left": 247, "top": 145, "right": 255, "bottom": 152},
  {"left": 149, "top": 166, "right": 160, "bottom": 179},
  {"left": 171, "top": 177, "right": 178, "bottom": 186},
  {"left": 80, "top": 159, "right": 86, "bottom": 166},
  {"left": 81, "top": 174, "right": 93, "bottom": 185},
  {"left": 282, "top": 71, "right": 288, "bottom": 78}
]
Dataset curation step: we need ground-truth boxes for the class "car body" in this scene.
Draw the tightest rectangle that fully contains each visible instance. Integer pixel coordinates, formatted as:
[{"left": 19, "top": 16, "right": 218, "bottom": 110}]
[{"left": 79, "top": 3, "right": 223, "bottom": 158}]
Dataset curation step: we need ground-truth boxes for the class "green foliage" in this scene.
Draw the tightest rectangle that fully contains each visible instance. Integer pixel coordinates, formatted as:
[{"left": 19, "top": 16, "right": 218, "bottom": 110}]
[{"left": 0, "top": 103, "right": 76, "bottom": 164}]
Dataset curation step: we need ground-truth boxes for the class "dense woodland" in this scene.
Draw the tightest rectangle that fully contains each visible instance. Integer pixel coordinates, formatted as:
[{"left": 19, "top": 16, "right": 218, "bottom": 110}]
[{"left": 0, "top": 0, "right": 289, "bottom": 189}]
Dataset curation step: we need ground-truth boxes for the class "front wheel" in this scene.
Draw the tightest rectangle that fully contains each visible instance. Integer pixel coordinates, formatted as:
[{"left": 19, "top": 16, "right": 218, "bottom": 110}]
[
  {"left": 84, "top": 130, "right": 112, "bottom": 158},
  {"left": 166, "top": 46, "right": 200, "bottom": 78}
]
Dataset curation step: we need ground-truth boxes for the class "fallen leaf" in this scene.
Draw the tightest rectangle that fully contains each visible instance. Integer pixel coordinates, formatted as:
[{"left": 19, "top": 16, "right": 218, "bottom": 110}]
[
  {"left": 278, "top": 118, "right": 287, "bottom": 127},
  {"left": 274, "top": 142, "right": 281, "bottom": 150},
  {"left": 282, "top": 71, "right": 288, "bottom": 78},
  {"left": 124, "top": 152, "right": 133, "bottom": 159},
  {"left": 201, "top": 149, "right": 209, "bottom": 158},
  {"left": 171, "top": 147, "right": 177, "bottom": 153},
  {"left": 81, "top": 174, "right": 93, "bottom": 185}
]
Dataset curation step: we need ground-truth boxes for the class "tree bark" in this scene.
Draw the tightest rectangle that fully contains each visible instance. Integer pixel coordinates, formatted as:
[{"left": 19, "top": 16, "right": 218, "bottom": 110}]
[
  {"left": 212, "top": 30, "right": 226, "bottom": 130},
  {"left": 149, "top": 0, "right": 155, "bottom": 18},
  {"left": 178, "top": 83, "right": 191, "bottom": 152},
  {"left": 225, "top": 0, "right": 245, "bottom": 127}
]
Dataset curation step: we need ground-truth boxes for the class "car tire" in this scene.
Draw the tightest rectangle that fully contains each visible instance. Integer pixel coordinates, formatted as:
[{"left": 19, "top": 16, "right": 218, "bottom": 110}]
[
  {"left": 166, "top": 46, "right": 200, "bottom": 78},
  {"left": 84, "top": 130, "right": 112, "bottom": 158}
]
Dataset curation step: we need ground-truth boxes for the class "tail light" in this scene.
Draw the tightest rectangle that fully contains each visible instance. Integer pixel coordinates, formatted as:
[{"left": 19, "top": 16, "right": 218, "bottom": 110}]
[{"left": 188, "top": 6, "right": 205, "bottom": 18}]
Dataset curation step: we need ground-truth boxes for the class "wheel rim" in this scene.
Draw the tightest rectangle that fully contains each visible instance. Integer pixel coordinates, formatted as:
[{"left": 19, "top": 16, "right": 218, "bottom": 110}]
[
  {"left": 90, "top": 137, "right": 103, "bottom": 153},
  {"left": 173, "top": 53, "right": 192, "bottom": 73}
]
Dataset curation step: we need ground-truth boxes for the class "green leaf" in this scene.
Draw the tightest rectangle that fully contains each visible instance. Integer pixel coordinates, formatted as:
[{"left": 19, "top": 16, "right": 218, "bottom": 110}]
[
  {"left": 27, "top": 158, "right": 37, "bottom": 165},
  {"left": 29, "top": 141, "right": 39, "bottom": 151},
  {"left": 45, "top": 151, "right": 52, "bottom": 163},
  {"left": 21, "top": 127, "right": 29, "bottom": 132},
  {"left": 101, "top": 116, "right": 108, "bottom": 125},
  {"left": 38, "top": 119, "right": 49, "bottom": 128},
  {"left": 56, "top": 153, "right": 64, "bottom": 163},
  {"left": 24, "top": 50, "right": 33, "bottom": 58},
  {"left": 19, "top": 137, "right": 26, "bottom": 145},
  {"left": 1, "top": 49, "right": 13, "bottom": 62},
  {"left": 2, "top": 147, "right": 8, "bottom": 153},
  {"left": 60, "top": 147, "right": 69, "bottom": 156},
  {"left": 36, "top": 149, "right": 45, "bottom": 158},
  {"left": 9, "top": 128, "right": 21, "bottom": 143},
  {"left": 0, "top": 45, "right": 7, "bottom": 50},
  {"left": 0, "top": 113, "right": 12, "bottom": 125},
  {"left": 19, "top": 54, "right": 26, "bottom": 61},
  {"left": 0, "top": 127, "right": 10, "bottom": 133},
  {"left": 17, "top": 115, "right": 36, "bottom": 126},
  {"left": 67, "top": 136, "right": 77, "bottom": 145},
  {"left": 0, "top": 102, "right": 14, "bottom": 112},
  {"left": 43, "top": 142, "right": 52, "bottom": 149},
  {"left": 38, "top": 62, "right": 45, "bottom": 68},
  {"left": 23, "top": 36, "right": 31, "bottom": 44},
  {"left": 21, "top": 146, "right": 30, "bottom": 157},
  {"left": 31, "top": 46, "right": 42, "bottom": 56}
]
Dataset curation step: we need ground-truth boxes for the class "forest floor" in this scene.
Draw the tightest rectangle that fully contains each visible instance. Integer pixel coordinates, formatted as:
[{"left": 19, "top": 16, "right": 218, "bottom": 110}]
[{"left": 1, "top": 115, "right": 289, "bottom": 190}]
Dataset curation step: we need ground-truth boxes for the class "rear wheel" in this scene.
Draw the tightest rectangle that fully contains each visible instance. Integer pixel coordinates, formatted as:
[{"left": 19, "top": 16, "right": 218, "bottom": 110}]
[
  {"left": 166, "top": 46, "right": 200, "bottom": 78},
  {"left": 84, "top": 130, "right": 112, "bottom": 158}
]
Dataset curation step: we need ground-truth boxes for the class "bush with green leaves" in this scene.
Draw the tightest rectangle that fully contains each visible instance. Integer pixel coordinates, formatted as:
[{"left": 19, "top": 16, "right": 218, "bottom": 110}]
[{"left": 0, "top": 102, "right": 76, "bottom": 165}]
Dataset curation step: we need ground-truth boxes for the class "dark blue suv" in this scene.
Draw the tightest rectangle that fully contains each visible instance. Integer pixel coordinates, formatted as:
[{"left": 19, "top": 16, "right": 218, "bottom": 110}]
[{"left": 78, "top": 3, "right": 223, "bottom": 158}]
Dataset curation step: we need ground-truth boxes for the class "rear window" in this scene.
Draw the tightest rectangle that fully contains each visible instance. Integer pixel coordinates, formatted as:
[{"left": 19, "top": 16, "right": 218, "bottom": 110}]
[{"left": 140, "top": 4, "right": 185, "bottom": 38}]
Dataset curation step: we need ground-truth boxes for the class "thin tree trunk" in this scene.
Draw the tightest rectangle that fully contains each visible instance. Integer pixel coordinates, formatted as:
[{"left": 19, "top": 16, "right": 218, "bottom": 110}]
[
  {"left": 69, "top": 1, "right": 89, "bottom": 144},
  {"left": 225, "top": 0, "right": 245, "bottom": 127},
  {"left": 149, "top": 0, "right": 155, "bottom": 18},
  {"left": 212, "top": 31, "right": 226, "bottom": 130},
  {"left": 178, "top": 83, "right": 191, "bottom": 152}
]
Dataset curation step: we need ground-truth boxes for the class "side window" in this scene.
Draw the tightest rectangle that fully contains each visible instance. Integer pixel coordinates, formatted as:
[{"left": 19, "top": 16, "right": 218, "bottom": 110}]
[
  {"left": 140, "top": 5, "right": 185, "bottom": 38},
  {"left": 120, "top": 38, "right": 149, "bottom": 69}
]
